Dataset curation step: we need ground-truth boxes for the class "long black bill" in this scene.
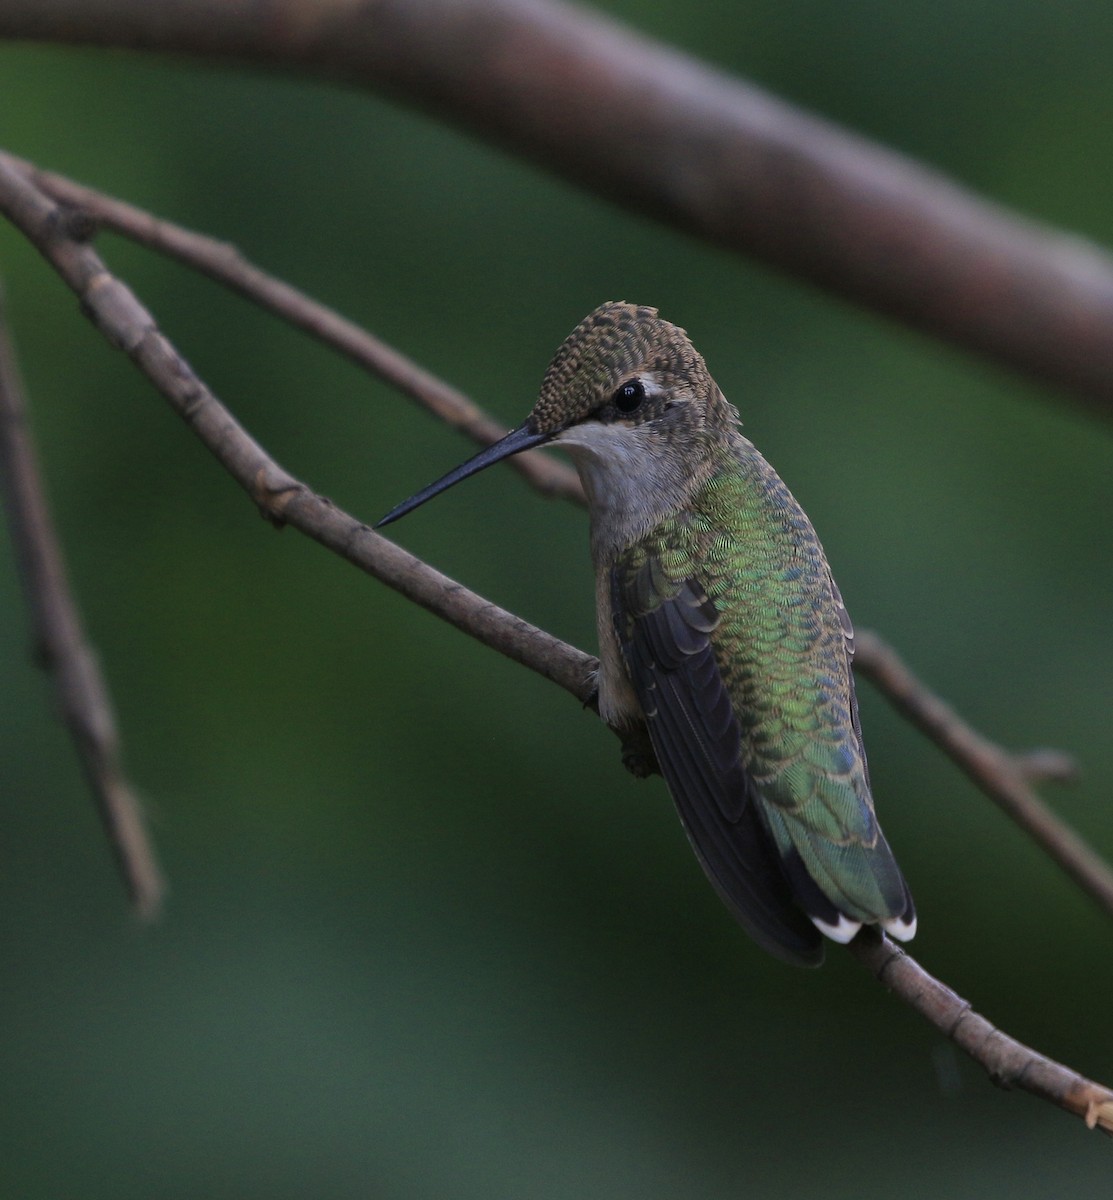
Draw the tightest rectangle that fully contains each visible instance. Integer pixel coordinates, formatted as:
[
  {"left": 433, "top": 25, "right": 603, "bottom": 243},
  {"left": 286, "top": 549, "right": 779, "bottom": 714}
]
[{"left": 377, "top": 422, "right": 552, "bottom": 528}]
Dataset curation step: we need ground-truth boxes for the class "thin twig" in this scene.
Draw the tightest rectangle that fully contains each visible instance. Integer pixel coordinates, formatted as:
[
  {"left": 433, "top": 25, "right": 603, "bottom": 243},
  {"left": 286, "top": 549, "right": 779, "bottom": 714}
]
[
  {"left": 1, "top": 157, "right": 1109, "bottom": 1133},
  {"left": 853, "top": 630, "right": 1113, "bottom": 919},
  {"left": 4, "top": 0, "right": 1113, "bottom": 410},
  {"left": 0, "top": 152, "right": 582, "bottom": 506},
  {"left": 849, "top": 929, "right": 1113, "bottom": 1135},
  {"left": 0, "top": 284, "right": 164, "bottom": 919}
]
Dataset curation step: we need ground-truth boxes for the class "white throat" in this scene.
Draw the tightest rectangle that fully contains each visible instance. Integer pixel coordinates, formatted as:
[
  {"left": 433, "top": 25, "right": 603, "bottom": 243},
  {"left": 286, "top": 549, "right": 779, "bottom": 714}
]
[{"left": 556, "top": 421, "right": 703, "bottom": 562}]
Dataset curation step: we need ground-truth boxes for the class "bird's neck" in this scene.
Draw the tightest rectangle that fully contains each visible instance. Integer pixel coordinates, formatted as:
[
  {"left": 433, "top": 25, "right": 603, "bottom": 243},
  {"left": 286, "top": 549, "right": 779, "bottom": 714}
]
[{"left": 559, "top": 424, "right": 734, "bottom": 567}]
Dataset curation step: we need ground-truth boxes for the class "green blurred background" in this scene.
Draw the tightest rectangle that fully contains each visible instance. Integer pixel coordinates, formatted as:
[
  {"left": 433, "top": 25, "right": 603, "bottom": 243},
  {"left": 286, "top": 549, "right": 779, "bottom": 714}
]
[{"left": 2, "top": 2, "right": 1112, "bottom": 1195}]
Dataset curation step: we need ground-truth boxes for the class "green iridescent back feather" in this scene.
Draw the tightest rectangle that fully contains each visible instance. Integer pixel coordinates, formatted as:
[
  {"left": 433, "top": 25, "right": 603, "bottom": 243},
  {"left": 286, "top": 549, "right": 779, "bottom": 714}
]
[{"left": 613, "top": 434, "right": 911, "bottom": 930}]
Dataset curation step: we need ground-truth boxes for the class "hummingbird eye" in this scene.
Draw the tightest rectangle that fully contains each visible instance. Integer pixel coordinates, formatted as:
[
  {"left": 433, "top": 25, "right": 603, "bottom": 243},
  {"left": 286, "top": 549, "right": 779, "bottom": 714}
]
[{"left": 612, "top": 379, "right": 647, "bottom": 414}]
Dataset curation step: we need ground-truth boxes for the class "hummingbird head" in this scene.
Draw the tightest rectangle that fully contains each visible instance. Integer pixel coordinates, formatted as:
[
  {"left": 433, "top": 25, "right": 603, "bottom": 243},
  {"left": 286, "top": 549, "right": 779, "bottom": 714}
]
[
  {"left": 529, "top": 301, "right": 730, "bottom": 441},
  {"left": 522, "top": 303, "right": 741, "bottom": 536},
  {"left": 378, "top": 302, "right": 737, "bottom": 529}
]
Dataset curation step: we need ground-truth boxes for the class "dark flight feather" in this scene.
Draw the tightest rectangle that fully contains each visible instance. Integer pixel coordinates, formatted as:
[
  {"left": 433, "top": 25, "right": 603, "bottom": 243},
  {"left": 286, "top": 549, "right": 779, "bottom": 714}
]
[{"left": 612, "top": 563, "right": 824, "bottom": 965}]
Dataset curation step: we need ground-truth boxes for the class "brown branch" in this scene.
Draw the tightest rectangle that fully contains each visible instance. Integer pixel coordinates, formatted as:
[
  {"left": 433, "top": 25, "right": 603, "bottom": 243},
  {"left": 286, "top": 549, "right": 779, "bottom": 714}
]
[
  {"left": 853, "top": 630, "right": 1113, "bottom": 919},
  {"left": 0, "top": 152, "right": 582, "bottom": 506},
  {"left": 849, "top": 929, "right": 1113, "bottom": 1135},
  {"left": 1, "top": 155, "right": 1110, "bottom": 1134},
  {"left": 4, "top": 1, "right": 1113, "bottom": 412},
  {"left": 0, "top": 283, "right": 164, "bottom": 918}
]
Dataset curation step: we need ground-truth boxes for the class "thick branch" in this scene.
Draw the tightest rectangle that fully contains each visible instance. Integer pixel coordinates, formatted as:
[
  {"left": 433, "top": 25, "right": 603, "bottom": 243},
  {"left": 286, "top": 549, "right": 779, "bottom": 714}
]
[
  {"left": 4, "top": 0, "right": 1113, "bottom": 411},
  {"left": 0, "top": 284, "right": 163, "bottom": 918}
]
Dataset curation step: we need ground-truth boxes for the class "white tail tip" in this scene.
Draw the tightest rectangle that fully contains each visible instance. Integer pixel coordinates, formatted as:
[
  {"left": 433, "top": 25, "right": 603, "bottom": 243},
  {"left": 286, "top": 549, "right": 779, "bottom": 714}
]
[
  {"left": 882, "top": 913, "right": 918, "bottom": 942},
  {"left": 810, "top": 913, "right": 862, "bottom": 944}
]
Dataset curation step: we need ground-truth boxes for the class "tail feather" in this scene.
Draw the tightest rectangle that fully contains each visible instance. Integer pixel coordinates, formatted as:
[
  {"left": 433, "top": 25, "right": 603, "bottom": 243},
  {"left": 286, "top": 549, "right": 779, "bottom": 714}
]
[{"left": 771, "top": 818, "right": 916, "bottom": 944}]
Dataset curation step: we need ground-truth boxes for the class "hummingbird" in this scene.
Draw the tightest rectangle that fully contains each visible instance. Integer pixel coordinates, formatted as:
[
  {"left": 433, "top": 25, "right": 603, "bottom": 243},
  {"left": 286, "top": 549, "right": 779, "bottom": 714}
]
[{"left": 379, "top": 302, "right": 915, "bottom": 965}]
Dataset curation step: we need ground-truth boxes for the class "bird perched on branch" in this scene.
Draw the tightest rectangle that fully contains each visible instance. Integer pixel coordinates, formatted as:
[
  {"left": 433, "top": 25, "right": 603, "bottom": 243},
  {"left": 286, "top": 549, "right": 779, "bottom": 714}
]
[{"left": 381, "top": 302, "right": 915, "bottom": 965}]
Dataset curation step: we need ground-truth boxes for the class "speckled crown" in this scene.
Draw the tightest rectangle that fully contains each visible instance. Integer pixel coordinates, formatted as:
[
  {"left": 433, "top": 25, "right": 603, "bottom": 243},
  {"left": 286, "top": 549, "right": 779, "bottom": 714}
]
[{"left": 529, "top": 301, "right": 712, "bottom": 433}]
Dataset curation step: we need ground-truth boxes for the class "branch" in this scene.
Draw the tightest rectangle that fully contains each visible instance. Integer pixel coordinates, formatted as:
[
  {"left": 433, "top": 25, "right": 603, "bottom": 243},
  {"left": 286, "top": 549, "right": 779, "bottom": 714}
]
[
  {"left": 849, "top": 930, "right": 1113, "bottom": 1135},
  {"left": 0, "top": 283, "right": 164, "bottom": 918},
  {"left": 4, "top": 0, "right": 1113, "bottom": 412},
  {"left": 1, "top": 156, "right": 1110, "bottom": 1135}
]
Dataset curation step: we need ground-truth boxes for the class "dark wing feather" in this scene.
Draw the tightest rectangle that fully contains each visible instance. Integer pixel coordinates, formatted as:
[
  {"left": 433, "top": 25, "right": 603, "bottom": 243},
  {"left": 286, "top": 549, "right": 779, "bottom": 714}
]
[{"left": 612, "top": 559, "right": 823, "bottom": 966}]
